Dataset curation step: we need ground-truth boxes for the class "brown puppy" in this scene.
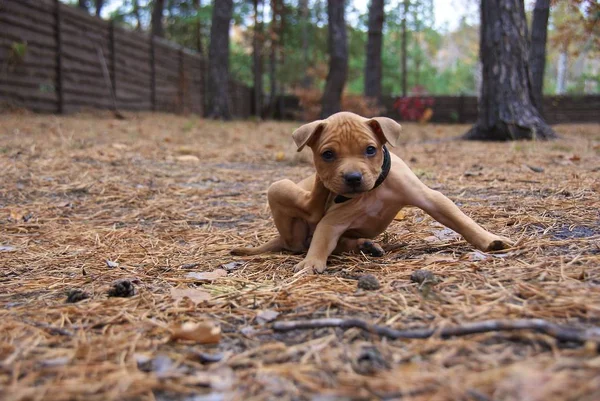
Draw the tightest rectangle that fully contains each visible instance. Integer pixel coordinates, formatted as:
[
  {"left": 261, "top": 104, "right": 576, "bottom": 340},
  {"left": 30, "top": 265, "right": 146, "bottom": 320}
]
[{"left": 232, "top": 112, "right": 512, "bottom": 273}]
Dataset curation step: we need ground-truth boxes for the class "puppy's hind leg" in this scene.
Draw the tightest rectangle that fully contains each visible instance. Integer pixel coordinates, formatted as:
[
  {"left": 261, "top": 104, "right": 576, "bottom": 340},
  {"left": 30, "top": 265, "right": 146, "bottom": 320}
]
[
  {"left": 231, "top": 175, "right": 329, "bottom": 256},
  {"left": 231, "top": 236, "right": 285, "bottom": 256}
]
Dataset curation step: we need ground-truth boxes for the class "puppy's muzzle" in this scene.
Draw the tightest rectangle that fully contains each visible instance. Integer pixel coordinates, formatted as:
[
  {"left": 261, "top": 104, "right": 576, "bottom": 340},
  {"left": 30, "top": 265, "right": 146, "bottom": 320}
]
[{"left": 344, "top": 171, "right": 363, "bottom": 189}]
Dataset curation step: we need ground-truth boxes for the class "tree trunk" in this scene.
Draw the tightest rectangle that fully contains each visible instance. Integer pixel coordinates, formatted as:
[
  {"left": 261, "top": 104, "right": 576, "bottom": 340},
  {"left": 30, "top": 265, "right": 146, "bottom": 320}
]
[
  {"left": 151, "top": 0, "right": 165, "bottom": 38},
  {"left": 194, "top": 0, "right": 204, "bottom": 55},
  {"left": 132, "top": 0, "right": 142, "bottom": 31},
  {"left": 95, "top": 0, "right": 104, "bottom": 17},
  {"left": 556, "top": 50, "right": 568, "bottom": 94},
  {"left": 78, "top": 0, "right": 89, "bottom": 12},
  {"left": 321, "top": 0, "right": 348, "bottom": 119},
  {"left": 464, "top": 0, "right": 555, "bottom": 141},
  {"left": 268, "top": 0, "right": 278, "bottom": 119},
  {"left": 401, "top": 0, "right": 408, "bottom": 97},
  {"left": 529, "top": 0, "right": 550, "bottom": 112},
  {"left": 207, "top": 0, "right": 233, "bottom": 119},
  {"left": 364, "top": 0, "right": 384, "bottom": 100},
  {"left": 253, "top": 0, "right": 263, "bottom": 117},
  {"left": 300, "top": 0, "right": 311, "bottom": 88}
]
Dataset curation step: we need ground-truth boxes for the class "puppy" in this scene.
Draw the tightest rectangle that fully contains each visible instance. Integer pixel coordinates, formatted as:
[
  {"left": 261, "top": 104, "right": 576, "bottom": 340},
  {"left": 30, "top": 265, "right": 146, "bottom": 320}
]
[{"left": 232, "top": 112, "right": 512, "bottom": 273}]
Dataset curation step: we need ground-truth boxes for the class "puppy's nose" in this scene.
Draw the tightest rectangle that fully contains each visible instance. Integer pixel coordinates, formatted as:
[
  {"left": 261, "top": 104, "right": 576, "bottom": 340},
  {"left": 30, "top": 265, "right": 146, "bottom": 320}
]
[{"left": 344, "top": 172, "right": 363, "bottom": 187}]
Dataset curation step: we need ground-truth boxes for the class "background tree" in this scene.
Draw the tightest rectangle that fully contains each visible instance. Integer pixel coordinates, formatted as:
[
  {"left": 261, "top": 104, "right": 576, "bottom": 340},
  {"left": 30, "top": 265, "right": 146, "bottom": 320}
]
[
  {"left": 207, "top": 0, "right": 234, "bottom": 119},
  {"left": 95, "top": 0, "right": 105, "bottom": 16},
  {"left": 194, "top": 0, "right": 204, "bottom": 55},
  {"left": 364, "top": 0, "right": 385, "bottom": 100},
  {"left": 252, "top": 0, "right": 264, "bottom": 117},
  {"left": 266, "top": 0, "right": 284, "bottom": 118},
  {"left": 529, "top": 0, "right": 550, "bottom": 111},
  {"left": 78, "top": 0, "right": 90, "bottom": 12},
  {"left": 151, "top": 0, "right": 166, "bottom": 38},
  {"left": 300, "top": 0, "right": 311, "bottom": 88},
  {"left": 132, "top": 0, "right": 142, "bottom": 30},
  {"left": 321, "top": 0, "right": 348, "bottom": 118},
  {"left": 401, "top": 0, "right": 408, "bottom": 96},
  {"left": 464, "top": 0, "right": 555, "bottom": 140},
  {"left": 94, "top": 0, "right": 597, "bottom": 103},
  {"left": 548, "top": 0, "right": 599, "bottom": 94}
]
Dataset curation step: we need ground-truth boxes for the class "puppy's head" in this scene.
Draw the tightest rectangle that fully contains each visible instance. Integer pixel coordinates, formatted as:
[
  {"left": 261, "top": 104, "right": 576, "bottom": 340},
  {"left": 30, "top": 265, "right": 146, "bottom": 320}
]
[{"left": 292, "top": 112, "right": 402, "bottom": 196}]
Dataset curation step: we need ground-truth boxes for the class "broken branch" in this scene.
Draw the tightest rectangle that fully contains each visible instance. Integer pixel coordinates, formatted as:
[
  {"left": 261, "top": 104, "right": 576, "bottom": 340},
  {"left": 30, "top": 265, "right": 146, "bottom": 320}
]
[{"left": 272, "top": 318, "right": 600, "bottom": 345}]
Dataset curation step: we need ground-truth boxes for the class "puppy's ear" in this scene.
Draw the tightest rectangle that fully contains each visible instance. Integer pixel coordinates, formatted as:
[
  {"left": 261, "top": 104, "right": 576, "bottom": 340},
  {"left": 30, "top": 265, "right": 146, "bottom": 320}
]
[
  {"left": 367, "top": 117, "right": 402, "bottom": 147},
  {"left": 292, "top": 120, "right": 327, "bottom": 152}
]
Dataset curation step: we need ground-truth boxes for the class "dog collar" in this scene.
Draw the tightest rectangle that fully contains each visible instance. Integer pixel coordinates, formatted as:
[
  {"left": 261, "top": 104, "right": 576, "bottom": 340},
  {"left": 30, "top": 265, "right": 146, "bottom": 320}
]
[{"left": 333, "top": 145, "right": 391, "bottom": 204}]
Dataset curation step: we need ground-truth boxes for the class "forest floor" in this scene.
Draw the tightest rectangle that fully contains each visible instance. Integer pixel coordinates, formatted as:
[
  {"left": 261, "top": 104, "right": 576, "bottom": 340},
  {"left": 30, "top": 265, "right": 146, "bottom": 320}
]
[{"left": 1, "top": 112, "right": 599, "bottom": 401}]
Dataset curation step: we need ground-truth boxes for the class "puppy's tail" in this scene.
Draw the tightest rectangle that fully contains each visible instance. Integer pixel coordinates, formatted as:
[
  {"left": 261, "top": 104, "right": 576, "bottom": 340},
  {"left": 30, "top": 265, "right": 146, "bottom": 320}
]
[{"left": 230, "top": 236, "right": 285, "bottom": 256}]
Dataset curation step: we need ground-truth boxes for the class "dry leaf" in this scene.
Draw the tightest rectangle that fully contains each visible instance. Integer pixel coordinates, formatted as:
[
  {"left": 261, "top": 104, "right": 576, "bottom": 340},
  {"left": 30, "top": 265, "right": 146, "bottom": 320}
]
[
  {"left": 275, "top": 151, "right": 285, "bottom": 161},
  {"left": 431, "top": 227, "right": 459, "bottom": 241},
  {"left": 526, "top": 165, "right": 544, "bottom": 173},
  {"left": 111, "top": 143, "right": 128, "bottom": 150},
  {"left": 186, "top": 269, "right": 227, "bottom": 282},
  {"left": 0, "top": 245, "right": 16, "bottom": 252},
  {"left": 394, "top": 210, "right": 406, "bottom": 220},
  {"left": 170, "top": 321, "right": 221, "bottom": 344},
  {"left": 170, "top": 288, "right": 211, "bottom": 304},
  {"left": 105, "top": 259, "right": 119, "bottom": 268},
  {"left": 220, "top": 261, "right": 244, "bottom": 272},
  {"left": 176, "top": 155, "right": 200, "bottom": 163},
  {"left": 256, "top": 309, "right": 279, "bottom": 324},
  {"left": 176, "top": 146, "right": 196, "bottom": 155},
  {"left": 465, "top": 251, "right": 489, "bottom": 262}
]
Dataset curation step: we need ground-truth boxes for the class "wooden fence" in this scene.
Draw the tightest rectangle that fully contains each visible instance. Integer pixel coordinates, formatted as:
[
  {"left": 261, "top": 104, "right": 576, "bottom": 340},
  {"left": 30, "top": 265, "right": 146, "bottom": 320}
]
[
  {"left": 0, "top": 0, "right": 597, "bottom": 123},
  {"left": 381, "top": 94, "right": 600, "bottom": 124},
  {"left": 0, "top": 0, "right": 252, "bottom": 117}
]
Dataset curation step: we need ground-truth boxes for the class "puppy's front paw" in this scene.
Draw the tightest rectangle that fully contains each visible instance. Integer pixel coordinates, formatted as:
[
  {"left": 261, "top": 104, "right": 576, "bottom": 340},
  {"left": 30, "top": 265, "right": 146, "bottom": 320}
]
[
  {"left": 485, "top": 236, "right": 514, "bottom": 252},
  {"left": 293, "top": 258, "right": 327, "bottom": 274}
]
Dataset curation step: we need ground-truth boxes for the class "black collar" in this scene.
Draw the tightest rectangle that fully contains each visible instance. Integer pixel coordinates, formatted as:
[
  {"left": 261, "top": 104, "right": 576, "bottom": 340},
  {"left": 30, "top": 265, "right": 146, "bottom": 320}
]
[{"left": 333, "top": 145, "right": 391, "bottom": 204}]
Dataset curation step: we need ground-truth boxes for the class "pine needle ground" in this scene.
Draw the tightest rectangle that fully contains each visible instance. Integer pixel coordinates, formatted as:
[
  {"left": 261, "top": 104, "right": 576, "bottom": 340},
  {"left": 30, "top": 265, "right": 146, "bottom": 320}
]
[{"left": 1, "top": 112, "right": 599, "bottom": 400}]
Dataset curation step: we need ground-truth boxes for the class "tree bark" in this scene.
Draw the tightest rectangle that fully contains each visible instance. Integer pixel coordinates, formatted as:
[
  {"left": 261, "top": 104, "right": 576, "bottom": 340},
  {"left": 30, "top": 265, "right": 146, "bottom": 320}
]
[
  {"left": 95, "top": 0, "right": 104, "bottom": 17},
  {"left": 151, "top": 0, "right": 165, "bottom": 38},
  {"left": 529, "top": 0, "right": 550, "bottom": 112},
  {"left": 364, "top": 0, "right": 385, "bottom": 100},
  {"left": 401, "top": 0, "right": 408, "bottom": 97},
  {"left": 207, "top": 0, "right": 233, "bottom": 119},
  {"left": 253, "top": 0, "right": 263, "bottom": 117},
  {"left": 464, "top": 0, "right": 555, "bottom": 141},
  {"left": 556, "top": 50, "right": 568, "bottom": 94},
  {"left": 321, "top": 0, "right": 348, "bottom": 119}
]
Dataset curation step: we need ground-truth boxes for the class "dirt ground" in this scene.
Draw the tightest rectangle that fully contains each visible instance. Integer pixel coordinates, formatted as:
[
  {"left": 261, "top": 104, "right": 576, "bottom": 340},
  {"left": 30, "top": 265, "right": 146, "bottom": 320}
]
[{"left": 0, "top": 112, "right": 599, "bottom": 401}]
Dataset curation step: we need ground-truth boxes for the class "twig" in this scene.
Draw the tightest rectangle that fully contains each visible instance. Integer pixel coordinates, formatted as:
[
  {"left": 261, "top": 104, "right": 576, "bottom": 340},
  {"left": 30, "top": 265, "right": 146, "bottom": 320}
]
[
  {"left": 272, "top": 318, "right": 600, "bottom": 345},
  {"left": 23, "top": 319, "right": 74, "bottom": 337}
]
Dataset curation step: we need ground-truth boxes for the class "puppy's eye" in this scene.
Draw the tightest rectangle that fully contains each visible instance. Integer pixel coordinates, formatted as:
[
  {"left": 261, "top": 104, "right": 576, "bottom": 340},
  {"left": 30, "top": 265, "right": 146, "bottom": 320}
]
[
  {"left": 321, "top": 150, "right": 335, "bottom": 162},
  {"left": 365, "top": 146, "right": 377, "bottom": 156}
]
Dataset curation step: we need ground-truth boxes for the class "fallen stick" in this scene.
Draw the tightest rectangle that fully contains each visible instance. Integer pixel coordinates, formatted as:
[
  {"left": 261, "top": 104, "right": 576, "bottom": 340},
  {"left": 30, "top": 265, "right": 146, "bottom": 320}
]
[{"left": 272, "top": 318, "right": 600, "bottom": 345}]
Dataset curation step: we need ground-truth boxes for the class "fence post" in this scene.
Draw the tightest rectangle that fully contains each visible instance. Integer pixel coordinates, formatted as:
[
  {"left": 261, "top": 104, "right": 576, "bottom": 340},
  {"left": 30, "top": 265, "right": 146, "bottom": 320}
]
[
  {"left": 150, "top": 37, "right": 156, "bottom": 111},
  {"left": 54, "top": 0, "right": 64, "bottom": 114},
  {"left": 109, "top": 20, "right": 117, "bottom": 104}
]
